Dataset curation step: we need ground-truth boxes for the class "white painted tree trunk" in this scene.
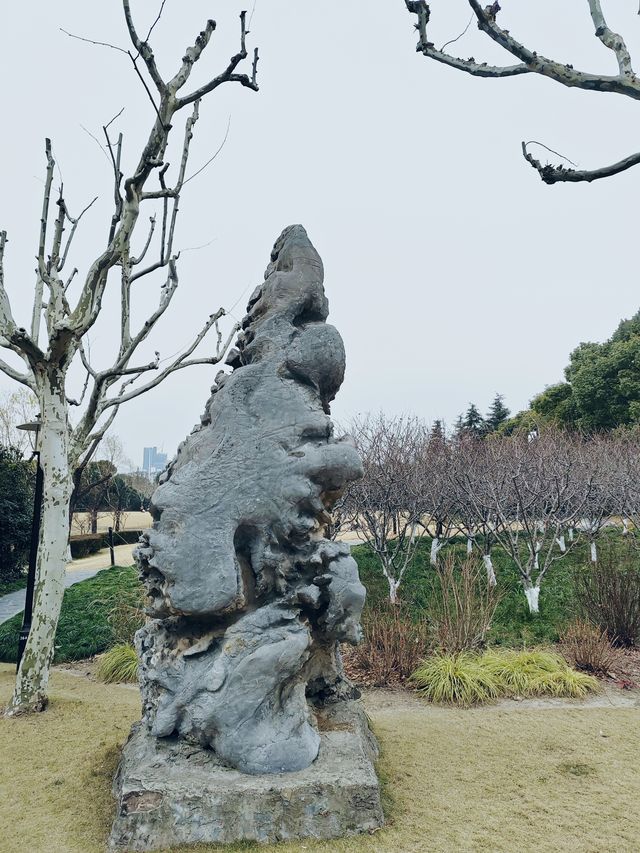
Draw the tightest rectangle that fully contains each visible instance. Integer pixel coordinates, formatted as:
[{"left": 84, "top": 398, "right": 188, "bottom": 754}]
[
  {"left": 568, "top": 527, "right": 574, "bottom": 542},
  {"left": 483, "top": 553, "right": 497, "bottom": 587},
  {"left": 466, "top": 537, "right": 473, "bottom": 555},
  {"left": 622, "top": 518, "right": 630, "bottom": 535},
  {"left": 556, "top": 535, "right": 566, "bottom": 553},
  {"left": 524, "top": 584, "right": 540, "bottom": 614},
  {"left": 591, "top": 541, "right": 598, "bottom": 563},
  {"left": 387, "top": 576, "right": 400, "bottom": 605},
  {"left": 430, "top": 536, "right": 442, "bottom": 566},
  {"left": 10, "top": 380, "right": 73, "bottom": 713}
]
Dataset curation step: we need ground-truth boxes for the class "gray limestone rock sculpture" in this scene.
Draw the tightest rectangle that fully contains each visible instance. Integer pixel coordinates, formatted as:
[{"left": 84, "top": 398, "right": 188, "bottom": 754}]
[{"left": 134, "top": 224, "right": 367, "bottom": 776}]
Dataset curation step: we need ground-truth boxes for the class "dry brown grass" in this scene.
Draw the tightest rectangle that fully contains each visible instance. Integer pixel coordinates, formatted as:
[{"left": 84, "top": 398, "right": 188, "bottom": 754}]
[{"left": 1, "top": 665, "right": 640, "bottom": 853}]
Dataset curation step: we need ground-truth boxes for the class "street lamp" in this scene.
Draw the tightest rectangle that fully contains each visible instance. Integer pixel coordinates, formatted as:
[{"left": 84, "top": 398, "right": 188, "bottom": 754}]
[{"left": 15, "top": 415, "right": 43, "bottom": 670}]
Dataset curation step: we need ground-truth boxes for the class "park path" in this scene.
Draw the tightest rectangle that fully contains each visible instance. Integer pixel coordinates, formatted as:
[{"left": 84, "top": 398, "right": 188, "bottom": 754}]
[{"left": 0, "top": 544, "right": 136, "bottom": 626}]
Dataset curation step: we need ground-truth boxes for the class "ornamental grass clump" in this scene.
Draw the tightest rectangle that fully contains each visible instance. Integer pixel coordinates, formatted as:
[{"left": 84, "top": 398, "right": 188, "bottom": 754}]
[
  {"left": 412, "top": 648, "right": 599, "bottom": 706},
  {"left": 411, "top": 652, "right": 502, "bottom": 706},
  {"left": 96, "top": 643, "right": 138, "bottom": 684}
]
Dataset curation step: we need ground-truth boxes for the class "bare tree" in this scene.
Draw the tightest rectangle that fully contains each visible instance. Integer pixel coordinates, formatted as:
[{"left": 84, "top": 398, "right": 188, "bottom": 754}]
[
  {"left": 1, "top": 3, "right": 259, "bottom": 714},
  {"left": 573, "top": 434, "right": 616, "bottom": 563},
  {"left": 448, "top": 434, "right": 503, "bottom": 586},
  {"left": 0, "top": 388, "right": 38, "bottom": 454},
  {"left": 405, "top": 1, "right": 640, "bottom": 185},
  {"left": 347, "top": 415, "right": 426, "bottom": 603},
  {"left": 418, "top": 432, "right": 457, "bottom": 566},
  {"left": 482, "top": 430, "right": 584, "bottom": 613}
]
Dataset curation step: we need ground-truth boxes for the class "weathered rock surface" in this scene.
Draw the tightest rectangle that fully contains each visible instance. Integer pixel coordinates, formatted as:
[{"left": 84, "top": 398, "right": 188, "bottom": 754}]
[
  {"left": 109, "top": 701, "right": 383, "bottom": 851},
  {"left": 111, "top": 225, "right": 382, "bottom": 847}
]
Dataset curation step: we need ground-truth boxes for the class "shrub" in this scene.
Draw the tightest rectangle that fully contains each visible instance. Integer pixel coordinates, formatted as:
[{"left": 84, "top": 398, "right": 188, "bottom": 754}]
[
  {"left": 0, "top": 446, "right": 34, "bottom": 584},
  {"left": 104, "top": 529, "right": 145, "bottom": 547},
  {"left": 69, "top": 534, "right": 104, "bottom": 559},
  {"left": 342, "top": 602, "right": 430, "bottom": 687},
  {"left": 96, "top": 643, "right": 139, "bottom": 683},
  {"left": 412, "top": 652, "right": 502, "bottom": 706},
  {"left": 560, "top": 619, "right": 622, "bottom": 675},
  {"left": 572, "top": 541, "right": 640, "bottom": 646},
  {"left": 427, "top": 554, "right": 501, "bottom": 654}
]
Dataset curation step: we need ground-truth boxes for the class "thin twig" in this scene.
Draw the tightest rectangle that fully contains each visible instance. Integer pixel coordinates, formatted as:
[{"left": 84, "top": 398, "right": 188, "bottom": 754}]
[
  {"left": 441, "top": 13, "right": 474, "bottom": 53},
  {"left": 184, "top": 116, "right": 231, "bottom": 186},
  {"left": 60, "top": 27, "right": 129, "bottom": 55}
]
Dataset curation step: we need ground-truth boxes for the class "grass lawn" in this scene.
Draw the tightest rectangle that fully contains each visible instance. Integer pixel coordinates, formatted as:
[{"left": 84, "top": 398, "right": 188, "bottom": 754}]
[
  {"left": 353, "top": 533, "right": 616, "bottom": 647},
  {"left": 0, "top": 565, "right": 141, "bottom": 663},
  {"left": 1, "top": 665, "right": 639, "bottom": 853}
]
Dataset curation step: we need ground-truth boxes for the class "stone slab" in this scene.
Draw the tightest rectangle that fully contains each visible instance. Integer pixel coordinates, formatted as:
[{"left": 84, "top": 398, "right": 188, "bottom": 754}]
[{"left": 109, "top": 700, "right": 384, "bottom": 850}]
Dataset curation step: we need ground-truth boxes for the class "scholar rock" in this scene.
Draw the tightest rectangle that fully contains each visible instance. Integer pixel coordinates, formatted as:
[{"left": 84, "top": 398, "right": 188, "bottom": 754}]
[
  {"left": 111, "top": 225, "right": 382, "bottom": 850},
  {"left": 134, "top": 224, "right": 367, "bottom": 775}
]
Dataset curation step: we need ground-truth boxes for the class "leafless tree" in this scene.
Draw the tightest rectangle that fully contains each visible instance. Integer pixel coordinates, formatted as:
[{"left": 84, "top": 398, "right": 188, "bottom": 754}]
[
  {"left": 417, "top": 431, "right": 458, "bottom": 565},
  {"left": 448, "top": 434, "right": 504, "bottom": 586},
  {"left": 2, "top": 2, "right": 259, "bottom": 714},
  {"left": 482, "top": 429, "right": 585, "bottom": 612},
  {"left": 405, "top": 1, "right": 640, "bottom": 185},
  {"left": 573, "top": 434, "right": 618, "bottom": 562},
  {"left": 0, "top": 388, "right": 38, "bottom": 454},
  {"left": 347, "top": 415, "right": 426, "bottom": 603},
  {"left": 607, "top": 428, "right": 640, "bottom": 546}
]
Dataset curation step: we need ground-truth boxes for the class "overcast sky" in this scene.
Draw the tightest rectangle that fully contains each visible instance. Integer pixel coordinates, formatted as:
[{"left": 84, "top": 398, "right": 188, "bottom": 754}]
[{"left": 1, "top": 1, "right": 638, "bottom": 469}]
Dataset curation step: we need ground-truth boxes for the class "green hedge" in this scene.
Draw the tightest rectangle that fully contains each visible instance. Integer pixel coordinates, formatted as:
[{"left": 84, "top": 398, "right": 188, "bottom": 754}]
[
  {"left": 0, "top": 565, "right": 141, "bottom": 663},
  {"left": 69, "top": 529, "right": 145, "bottom": 559},
  {"left": 69, "top": 534, "right": 103, "bottom": 559},
  {"left": 107, "top": 529, "right": 145, "bottom": 547}
]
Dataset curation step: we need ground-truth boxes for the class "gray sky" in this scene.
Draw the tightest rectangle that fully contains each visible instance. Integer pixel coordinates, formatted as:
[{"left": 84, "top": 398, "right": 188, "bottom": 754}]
[{"left": 1, "top": 1, "right": 638, "bottom": 469}]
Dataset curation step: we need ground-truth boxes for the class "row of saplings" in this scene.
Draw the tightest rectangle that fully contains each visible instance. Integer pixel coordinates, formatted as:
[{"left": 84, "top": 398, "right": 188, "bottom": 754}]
[
  {"left": 341, "top": 540, "right": 640, "bottom": 705},
  {"left": 94, "top": 537, "right": 640, "bottom": 707}
]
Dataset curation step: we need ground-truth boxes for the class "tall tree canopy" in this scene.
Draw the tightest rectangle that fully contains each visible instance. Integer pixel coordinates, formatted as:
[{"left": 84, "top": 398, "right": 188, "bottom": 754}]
[{"left": 509, "top": 311, "right": 640, "bottom": 432}]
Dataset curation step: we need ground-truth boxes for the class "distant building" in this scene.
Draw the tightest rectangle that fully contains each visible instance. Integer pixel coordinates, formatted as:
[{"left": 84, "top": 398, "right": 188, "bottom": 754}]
[{"left": 142, "top": 446, "right": 168, "bottom": 477}]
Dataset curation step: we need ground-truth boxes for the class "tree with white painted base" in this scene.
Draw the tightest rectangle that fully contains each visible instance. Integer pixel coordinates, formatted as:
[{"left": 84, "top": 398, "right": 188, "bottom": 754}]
[
  {"left": 1, "top": 2, "right": 259, "bottom": 714},
  {"left": 484, "top": 431, "right": 584, "bottom": 613},
  {"left": 449, "top": 434, "right": 503, "bottom": 587},
  {"left": 347, "top": 415, "right": 426, "bottom": 604}
]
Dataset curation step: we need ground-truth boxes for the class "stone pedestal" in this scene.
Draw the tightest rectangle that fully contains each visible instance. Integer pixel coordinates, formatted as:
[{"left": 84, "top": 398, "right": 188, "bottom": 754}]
[{"left": 109, "top": 701, "right": 384, "bottom": 851}]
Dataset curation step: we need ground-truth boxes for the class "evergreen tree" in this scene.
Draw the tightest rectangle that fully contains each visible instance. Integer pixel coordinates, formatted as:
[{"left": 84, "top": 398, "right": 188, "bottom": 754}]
[
  {"left": 486, "top": 394, "right": 510, "bottom": 433},
  {"left": 462, "top": 403, "right": 486, "bottom": 437},
  {"left": 0, "top": 446, "right": 34, "bottom": 583},
  {"left": 430, "top": 419, "right": 445, "bottom": 441}
]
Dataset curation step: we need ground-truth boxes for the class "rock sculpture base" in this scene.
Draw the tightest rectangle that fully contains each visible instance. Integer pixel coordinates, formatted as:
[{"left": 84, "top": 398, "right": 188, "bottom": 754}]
[{"left": 109, "top": 701, "right": 383, "bottom": 851}]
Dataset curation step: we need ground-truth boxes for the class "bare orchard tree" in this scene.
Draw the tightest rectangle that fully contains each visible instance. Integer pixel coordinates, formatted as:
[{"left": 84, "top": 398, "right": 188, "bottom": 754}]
[
  {"left": 483, "top": 430, "right": 584, "bottom": 613},
  {"left": 418, "top": 431, "right": 457, "bottom": 566},
  {"left": 405, "top": 1, "right": 640, "bottom": 185},
  {"left": 1, "top": 3, "right": 259, "bottom": 714},
  {"left": 448, "top": 434, "right": 503, "bottom": 586},
  {"left": 347, "top": 415, "right": 426, "bottom": 604},
  {"left": 573, "top": 434, "right": 617, "bottom": 563},
  {"left": 608, "top": 428, "right": 640, "bottom": 546}
]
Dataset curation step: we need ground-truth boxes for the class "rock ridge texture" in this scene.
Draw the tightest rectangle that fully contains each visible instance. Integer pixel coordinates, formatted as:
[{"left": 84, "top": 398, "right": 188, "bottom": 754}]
[{"left": 132, "top": 224, "right": 369, "bottom": 776}]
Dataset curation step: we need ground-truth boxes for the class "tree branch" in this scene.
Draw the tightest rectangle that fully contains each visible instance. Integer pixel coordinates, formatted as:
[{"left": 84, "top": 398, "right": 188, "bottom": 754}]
[
  {"left": 406, "top": 1, "right": 640, "bottom": 97},
  {"left": 100, "top": 308, "right": 236, "bottom": 410},
  {"left": 176, "top": 12, "right": 259, "bottom": 107},
  {"left": 588, "top": 0, "right": 635, "bottom": 78},
  {"left": 122, "top": 0, "right": 167, "bottom": 95},
  {"left": 522, "top": 140, "right": 640, "bottom": 183}
]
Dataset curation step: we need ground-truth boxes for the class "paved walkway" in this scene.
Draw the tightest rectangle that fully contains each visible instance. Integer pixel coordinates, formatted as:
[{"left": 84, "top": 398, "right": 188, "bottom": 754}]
[{"left": 0, "top": 544, "right": 136, "bottom": 626}]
